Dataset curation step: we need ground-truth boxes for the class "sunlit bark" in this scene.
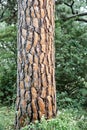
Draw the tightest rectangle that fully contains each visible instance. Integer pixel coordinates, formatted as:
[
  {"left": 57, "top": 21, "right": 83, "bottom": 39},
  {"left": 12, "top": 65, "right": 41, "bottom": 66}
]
[{"left": 15, "top": 0, "right": 56, "bottom": 129}]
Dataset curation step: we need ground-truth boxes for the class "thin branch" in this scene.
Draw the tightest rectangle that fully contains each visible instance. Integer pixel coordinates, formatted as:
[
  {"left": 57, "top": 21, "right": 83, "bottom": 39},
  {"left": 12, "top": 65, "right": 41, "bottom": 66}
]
[
  {"left": 55, "top": 17, "right": 87, "bottom": 23},
  {"left": 66, "top": 12, "right": 87, "bottom": 21},
  {"left": 55, "top": 0, "right": 87, "bottom": 23},
  {"left": 76, "top": 18, "right": 87, "bottom": 22},
  {"left": 64, "top": 1, "right": 75, "bottom": 14}
]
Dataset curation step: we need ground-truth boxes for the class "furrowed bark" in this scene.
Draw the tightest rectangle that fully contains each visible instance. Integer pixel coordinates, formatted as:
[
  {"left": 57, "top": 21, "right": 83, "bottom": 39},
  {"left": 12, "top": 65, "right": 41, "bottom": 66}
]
[{"left": 15, "top": 0, "right": 56, "bottom": 129}]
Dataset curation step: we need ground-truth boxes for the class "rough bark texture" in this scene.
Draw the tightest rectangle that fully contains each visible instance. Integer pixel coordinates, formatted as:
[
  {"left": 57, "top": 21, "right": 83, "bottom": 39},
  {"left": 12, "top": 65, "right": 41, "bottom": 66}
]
[{"left": 15, "top": 0, "right": 56, "bottom": 129}]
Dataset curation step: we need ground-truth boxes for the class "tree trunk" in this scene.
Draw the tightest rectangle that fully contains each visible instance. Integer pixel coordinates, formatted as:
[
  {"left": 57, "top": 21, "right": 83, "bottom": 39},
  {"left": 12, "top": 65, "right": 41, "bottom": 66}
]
[{"left": 15, "top": 0, "right": 56, "bottom": 129}]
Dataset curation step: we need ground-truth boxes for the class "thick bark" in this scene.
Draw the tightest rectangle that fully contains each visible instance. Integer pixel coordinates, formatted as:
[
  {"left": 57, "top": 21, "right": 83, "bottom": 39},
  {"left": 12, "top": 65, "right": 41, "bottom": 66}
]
[{"left": 15, "top": 0, "right": 56, "bottom": 129}]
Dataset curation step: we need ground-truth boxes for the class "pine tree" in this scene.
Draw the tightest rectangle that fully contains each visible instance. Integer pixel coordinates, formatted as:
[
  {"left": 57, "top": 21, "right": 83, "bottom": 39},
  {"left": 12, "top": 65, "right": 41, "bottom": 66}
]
[{"left": 15, "top": 0, "right": 56, "bottom": 129}]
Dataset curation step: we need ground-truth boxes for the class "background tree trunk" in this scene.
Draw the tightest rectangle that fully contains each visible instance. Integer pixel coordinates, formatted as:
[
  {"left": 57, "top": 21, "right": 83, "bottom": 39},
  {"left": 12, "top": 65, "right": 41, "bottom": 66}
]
[{"left": 15, "top": 0, "right": 56, "bottom": 129}]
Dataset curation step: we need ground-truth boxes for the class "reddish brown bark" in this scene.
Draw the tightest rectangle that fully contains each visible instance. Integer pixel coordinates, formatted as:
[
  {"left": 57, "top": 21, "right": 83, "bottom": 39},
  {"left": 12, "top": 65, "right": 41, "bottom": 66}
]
[{"left": 15, "top": 0, "right": 56, "bottom": 129}]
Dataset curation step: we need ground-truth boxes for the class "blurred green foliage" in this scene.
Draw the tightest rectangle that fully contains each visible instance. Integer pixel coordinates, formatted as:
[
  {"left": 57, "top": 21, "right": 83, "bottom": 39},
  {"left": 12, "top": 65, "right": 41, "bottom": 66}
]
[
  {"left": 55, "top": 21, "right": 87, "bottom": 107},
  {"left": 0, "top": 25, "right": 17, "bottom": 105},
  {"left": 0, "top": 0, "right": 17, "bottom": 24}
]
